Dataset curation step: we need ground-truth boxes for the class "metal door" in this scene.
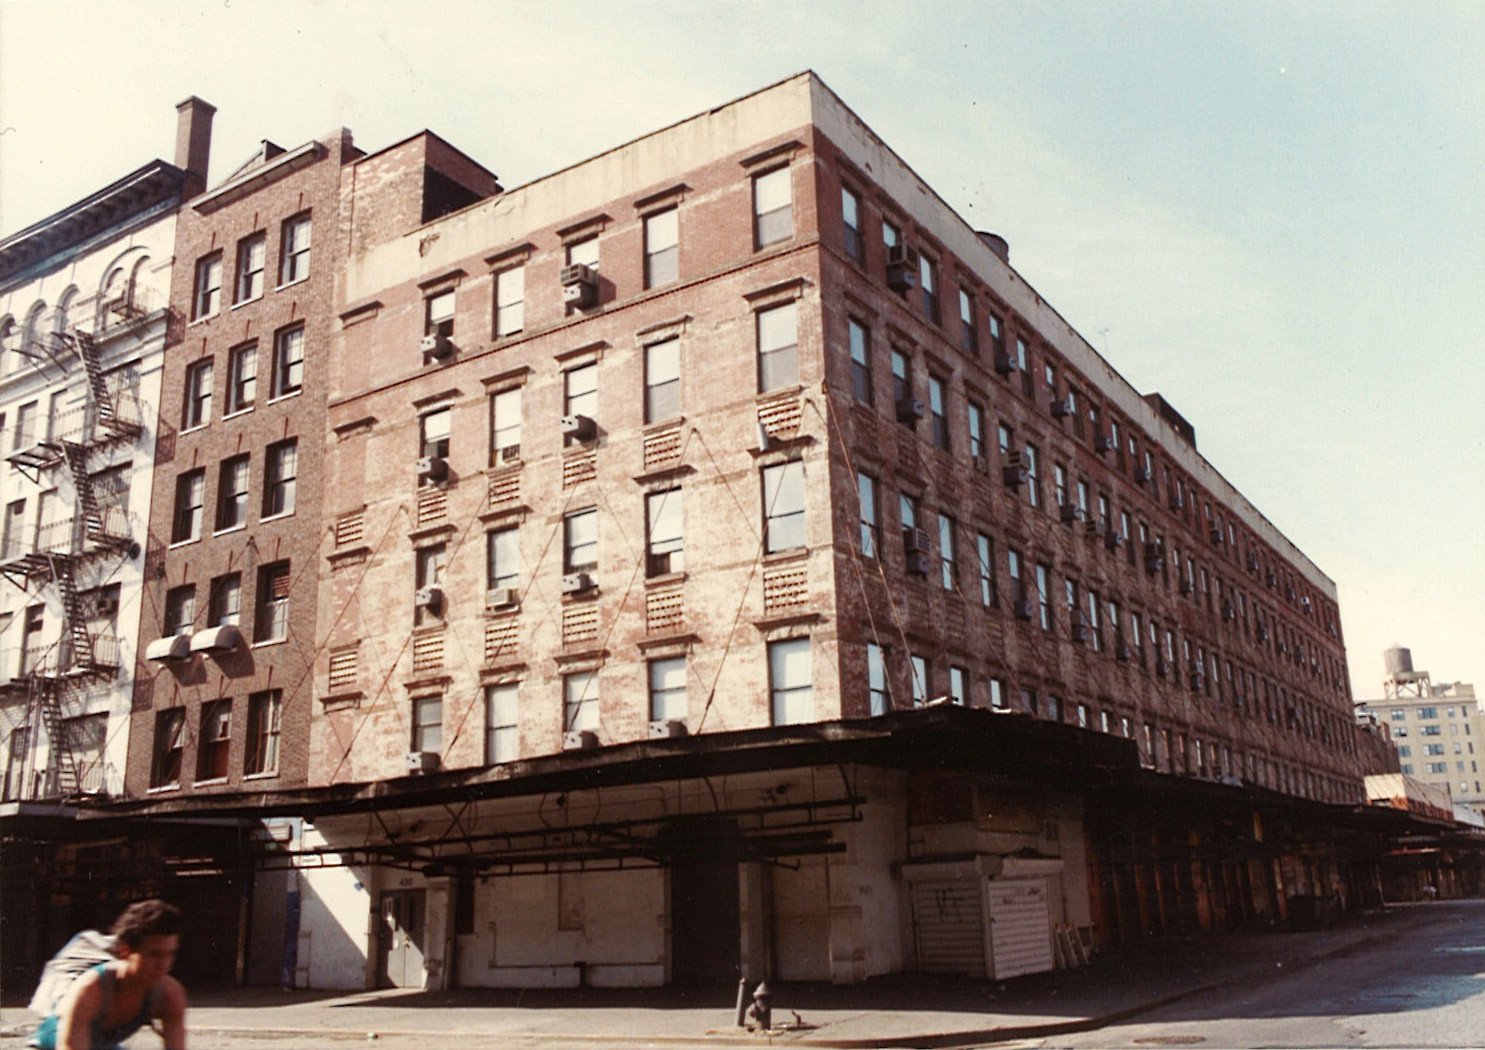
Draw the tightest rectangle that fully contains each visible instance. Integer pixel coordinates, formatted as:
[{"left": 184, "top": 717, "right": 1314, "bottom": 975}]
[
  {"left": 377, "top": 890, "right": 426, "bottom": 988},
  {"left": 911, "top": 878, "right": 987, "bottom": 977},
  {"left": 987, "top": 878, "right": 1054, "bottom": 979},
  {"left": 670, "top": 860, "right": 739, "bottom": 983}
]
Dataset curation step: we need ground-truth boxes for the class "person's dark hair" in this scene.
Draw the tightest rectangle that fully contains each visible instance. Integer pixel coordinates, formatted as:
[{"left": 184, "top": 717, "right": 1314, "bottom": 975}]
[{"left": 110, "top": 899, "right": 182, "bottom": 949}]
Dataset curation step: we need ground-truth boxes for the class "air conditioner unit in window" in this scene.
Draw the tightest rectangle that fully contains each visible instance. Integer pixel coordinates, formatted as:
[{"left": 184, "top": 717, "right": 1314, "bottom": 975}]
[
  {"left": 562, "top": 729, "right": 599, "bottom": 751},
  {"left": 562, "top": 572, "right": 596, "bottom": 596},
  {"left": 1143, "top": 542, "right": 1165, "bottom": 573},
  {"left": 885, "top": 245, "right": 918, "bottom": 293},
  {"left": 895, "top": 397, "right": 924, "bottom": 424},
  {"left": 417, "top": 455, "right": 449, "bottom": 484},
  {"left": 1134, "top": 465, "right": 1153, "bottom": 484},
  {"left": 1104, "top": 530, "right": 1125, "bottom": 553},
  {"left": 992, "top": 350, "right": 1017, "bottom": 376},
  {"left": 1208, "top": 525, "right": 1223, "bottom": 546},
  {"left": 499, "top": 444, "right": 522, "bottom": 464},
  {"left": 560, "top": 264, "right": 598, "bottom": 308},
  {"left": 420, "top": 332, "right": 454, "bottom": 361},
  {"left": 646, "top": 551, "right": 676, "bottom": 577},
  {"left": 95, "top": 596, "right": 119, "bottom": 617},
  {"left": 1168, "top": 491, "right": 1185, "bottom": 511},
  {"left": 902, "top": 527, "right": 931, "bottom": 577},
  {"left": 1115, "top": 639, "right": 1132, "bottom": 662},
  {"left": 406, "top": 751, "right": 440, "bottom": 775},
  {"left": 486, "top": 587, "right": 520, "bottom": 610},
  {"left": 648, "top": 719, "right": 687, "bottom": 739},
  {"left": 1001, "top": 452, "right": 1028, "bottom": 489},
  {"left": 1013, "top": 594, "right": 1034, "bottom": 621},
  {"left": 560, "top": 414, "right": 598, "bottom": 442},
  {"left": 1179, "top": 577, "right": 1195, "bottom": 596},
  {"left": 1071, "top": 614, "right": 1091, "bottom": 644},
  {"left": 1222, "top": 602, "right": 1236, "bottom": 621},
  {"left": 1059, "top": 503, "right": 1081, "bottom": 525},
  {"left": 1096, "top": 434, "right": 1117, "bottom": 454},
  {"left": 415, "top": 586, "right": 444, "bottom": 611},
  {"left": 1050, "top": 396, "right": 1075, "bottom": 418},
  {"left": 1082, "top": 517, "right": 1106, "bottom": 540}
]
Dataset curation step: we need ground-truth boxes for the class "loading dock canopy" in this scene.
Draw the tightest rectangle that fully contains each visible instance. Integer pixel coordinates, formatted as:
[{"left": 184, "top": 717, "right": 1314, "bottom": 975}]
[{"left": 80, "top": 706, "right": 1138, "bottom": 823}]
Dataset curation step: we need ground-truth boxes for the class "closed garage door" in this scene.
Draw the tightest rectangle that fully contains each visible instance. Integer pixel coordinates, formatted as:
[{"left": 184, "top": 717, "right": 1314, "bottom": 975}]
[
  {"left": 987, "top": 878, "right": 1054, "bottom": 979},
  {"left": 911, "top": 879, "right": 985, "bottom": 977}
]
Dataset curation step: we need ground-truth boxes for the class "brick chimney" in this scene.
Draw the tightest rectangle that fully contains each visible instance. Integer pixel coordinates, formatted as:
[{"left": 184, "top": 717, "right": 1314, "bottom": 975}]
[{"left": 175, "top": 96, "right": 216, "bottom": 197}]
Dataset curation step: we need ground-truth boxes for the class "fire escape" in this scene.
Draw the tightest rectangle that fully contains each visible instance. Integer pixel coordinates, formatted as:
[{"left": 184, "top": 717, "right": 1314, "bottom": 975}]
[{"left": 1, "top": 327, "right": 142, "bottom": 799}]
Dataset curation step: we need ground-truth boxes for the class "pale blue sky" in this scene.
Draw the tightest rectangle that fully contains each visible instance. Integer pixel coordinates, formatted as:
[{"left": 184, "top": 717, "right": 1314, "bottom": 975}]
[{"left": 3, "top": 1, "right": 1480, "bottom": 701}]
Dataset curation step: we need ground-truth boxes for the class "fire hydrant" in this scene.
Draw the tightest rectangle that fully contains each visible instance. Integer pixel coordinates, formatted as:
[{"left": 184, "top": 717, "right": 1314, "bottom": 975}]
[{"left": 747, "top": 981, "right": 772, "bottom": 1030}]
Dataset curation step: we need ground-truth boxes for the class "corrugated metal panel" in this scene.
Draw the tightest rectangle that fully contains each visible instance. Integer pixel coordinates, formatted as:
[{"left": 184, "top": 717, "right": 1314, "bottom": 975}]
[
  {"left": 987, "top": 878, "right": 1054, "bottom": 979},
  {"left": 911, "top": 879, "right": 985, "bottom": 977}
]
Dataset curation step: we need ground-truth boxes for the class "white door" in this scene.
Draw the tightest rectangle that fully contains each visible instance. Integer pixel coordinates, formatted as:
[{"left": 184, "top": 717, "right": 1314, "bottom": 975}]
[{"left": 987, "top": 878, "right": 1054, "bottom": 979}]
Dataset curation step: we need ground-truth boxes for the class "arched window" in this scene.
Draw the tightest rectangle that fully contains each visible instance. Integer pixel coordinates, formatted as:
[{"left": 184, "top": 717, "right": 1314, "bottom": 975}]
[
  {"left": 55, "top": 285, "right": 79, "bottom": 336},
  {"left": 21, "top": 300, "right": 47, "bottom": 352},
  {"left": 0, "top": 316, "right": 15, "bottom": 374}
]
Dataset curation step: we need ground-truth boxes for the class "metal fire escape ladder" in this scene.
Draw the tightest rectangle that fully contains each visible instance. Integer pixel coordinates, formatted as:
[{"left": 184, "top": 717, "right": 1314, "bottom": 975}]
[
  {"left": 28, "top": 672, "right": 78, "bottom": 798},
  {"left": 67, "top": 329, "right": 140, "bottom": 443}
]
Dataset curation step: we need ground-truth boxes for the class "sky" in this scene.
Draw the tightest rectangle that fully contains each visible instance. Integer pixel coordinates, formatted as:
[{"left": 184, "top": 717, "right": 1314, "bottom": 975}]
[{"left": 2, "top": 0, "right": 1480, "bottom": 703}]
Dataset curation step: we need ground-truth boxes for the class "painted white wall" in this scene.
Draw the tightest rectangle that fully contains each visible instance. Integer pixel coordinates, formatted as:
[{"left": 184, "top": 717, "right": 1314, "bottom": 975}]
[{"left": 296, "top": 821, "right": 378, "bottom": 990}]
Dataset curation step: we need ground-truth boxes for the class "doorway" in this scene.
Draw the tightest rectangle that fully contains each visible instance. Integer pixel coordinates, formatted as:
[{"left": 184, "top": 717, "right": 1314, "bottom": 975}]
[
  {"left": 670, "top": 860, "right": 739, "bottom": 983},
  {"left": 377, "top": 890, "right": 426, "bottom": 988}
]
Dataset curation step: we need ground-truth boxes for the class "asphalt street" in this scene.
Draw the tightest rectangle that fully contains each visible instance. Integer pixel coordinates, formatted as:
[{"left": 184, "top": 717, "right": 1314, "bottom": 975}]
[{"left": 1029, "top": 900, "right": 1485, "bottom": 1050}]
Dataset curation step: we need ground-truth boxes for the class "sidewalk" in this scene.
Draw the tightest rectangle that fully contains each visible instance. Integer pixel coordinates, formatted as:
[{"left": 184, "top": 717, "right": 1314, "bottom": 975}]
[{"left": 0, "top": 904, "right": 1449, "bottom": 1049}]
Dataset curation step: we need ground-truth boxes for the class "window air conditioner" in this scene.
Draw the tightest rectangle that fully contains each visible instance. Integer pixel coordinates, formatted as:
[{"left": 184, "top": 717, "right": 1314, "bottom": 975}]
[
  {"left": 486, "top": 587, "right": 520, "bottom": 610},
  {"left": 415, "top": 586, "right": 444, "bottom": 611},
  {"left": 417, "top": 456, "right": 449, "bottom": 484},
  {"left": 1071, "top": 614, "right": 1091, "bottom": 644},
  {"left": 1059, "top": 504, "right": 1081, "bottom": 525},
  {"left": 560, "top": 414, "right": 598, "bottom": 442},
  {"left": 560, "top": 264, "right": 598, "bottom": 308},
  {"left": 885, "top": 245, "right": 917, "bottom": 293},
  {"left": 1050, "top": 396, "right": 1075, "bottom": 418},
  {"left": 95, "top": 596, "right": 119, "bottom": 617},
  {"left": 420, "top": 332, "right": 454, "bottom": 361},
  {"left": 1096, "top": 434, "right": 1117, "bottom": 453},
  {"left": 1081, "top": 517, "right": 1105, "bottom": 539},
  {"left": 648, "top": 719, "right": 687, "bottom": 739},
  {"left": 1115, "top": 640, "right": 1132, "bottom": 662},
  {"left": 902, "top": 527, "right": 931, "bottom": 577},
  {"left": 562, "top": 572, "right": 596, "bottom": 596},
  {"left": 895, "top": 397, "right": 924, "bottom": 424},
  {"left": 499, "top": 443, "right": 522, "bottom": 464},
  {"left": 1104, "top": 530, "right": 1125, "bottom": 553},
  {"left": 406, "top": 751, "right": 440, "bottom": 775},
  {"left": 1013, "top": 595, "right": 1034, "bottom": 621},
  {"left": 1134, "top": 465, "right": 1153, "bottom": 484},
  {"left": 562, "top": 729, "right": 599, "bottom": 751},
  {"left": 992, "top": 350, "right": 1017, "bottom": 376},
  {"left": 1168, "top": 491, "right": 1185, "bottom": 511}
]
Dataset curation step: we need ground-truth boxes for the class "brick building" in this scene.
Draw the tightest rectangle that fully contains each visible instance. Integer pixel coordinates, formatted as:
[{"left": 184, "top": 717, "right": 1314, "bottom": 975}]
[{"left": 76, "top": 73, "right": 1389, "bottom": 991}]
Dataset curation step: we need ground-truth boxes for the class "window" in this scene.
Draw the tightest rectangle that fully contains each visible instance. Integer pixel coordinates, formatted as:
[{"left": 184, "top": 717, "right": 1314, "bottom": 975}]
[
  {"left": 564, "top": 362, "right": 598, "bottom": 435},
  {"left": 1016, "top": 337, "right": 1033, "bottom": 397},
  {"left": 1024, "top": 443, "right": 1041, "bottom": 508},
  {"left": 216, "top": 454, "right": 250, "bottom": 530},
  {"left": 245, "top": 690, "right": 281, "bottom": 776},
  {"left": 193, "top": 252, "right": 222, "bottom": 319},
  {"left": 644, "top": 207, "right": 679, "bottom": 288},
  {"left": 756, "top": 300, "right": 798, "bottom": 392},
  {"left": 254, "top": 561, "right": 290, "bottom": 643},
  {"left": 899, "top": 492, "right": 919, "bottom": 532},
  {"left": 919, "top": 254, "right": 939, "bottom": 324},
  {"left": 489, "top": 387, "right": 522, "bottom": 462},
  {"left": 2, "top": 499, "right": 23, "bottom": 559},
  {"left": 208, "top": 573, "right": 241, "bottom": 627},
  {"left": 424, "top": 289, "right": 455, "bottom": 340},
  {"left": 848, "top": 318, "right": 872, "bottom": 404},
  {"left": 235, "top": 232, "right": 266, "bottom": 304},
  {"left": 857, "top": 471, "right": 879, "bottom": 558},
  {"left": 949, "top": 667, "right": 967, "bottom": 705},
  {"left": 226, "top": 342, "right": 256, "bottom": 413},
  {"left": 412, "top": 695, "right": 443, "bottom": 753},
  {"left": 990, "top": 677, "right": 1006, "bottom": 710},
  {"left": 563, "top": 671, "right": 599, "bottom": 732},
  {"left": 988, "top": 311, "right": 1006, "bottom": 362},
  {"left": 841, "top": 186, "right": 864, "bottom": 263},
  {"left": 1035, "top": 563, "right": 1052, "bottom": 630},
  {"left": 644, "top": 337, "right": 680, "bottom": 422},
  {"left": 890, "top": 349, "right": 911, "bottom": 417},
  {"left": 1087, "top": 591, "right": 1103, "bottom": 652},
  {"left": 910, "top": 655, "right": 929, "bottom": 705},
  {"left": 418, "top": 408, "right": 451, "bottom": 465},
  {"left": 769, "top": 638, "right": 812, "bottom": 724},
  {"left": 882, "top": 218, "right": 900, "bottom": 254},
  {"left": 937, "top": 512, "right": 957, "bottom": 590},
  {"left": 263, "top": 439, "right": 297, "bottom": 517},
  {"left": 959, "top": 288, "right": 977, "bottom": 354},
  {"left": 183, "top": 359, "right": 213, "bottom": 429},
  {"left": 484, "top": 683, "right": 519, "bottom": 763},
  {"left": 494, "top": 266, "right": 525, "bottom": 337},
  {"left": 645, "top": 487, "right": 684, "bottom": 576},
  {"left": 649, "top": 656, "right": 687, "bottom": 722},
  {"left": 968, "top": 402, "right": 985, "bottom": 459},
  {"left": 196, "top": 699, "right": 232, "bottom": 781},
  {"left": 4, "top": 726, "right": 30, "bottom": 801},
  {"left": 762, "top": 460, "right": 805, "bottom": 553},
  {"left": 171, "top": 469, "right": 205, "bottom": 543},
  {"left": 271, "top": 325, "right": 304, "bottom": 399},
  {"left": 867, "top": 643, "right": 889, "bottom": 715},
  {"left": 280, "top": 214, "right": 311, "bottom": 284},
  {"left": 1008, "top": 547, "right": 1023, "bottom": 605},
  {"left": 566, "top": 235, "right": 599, "bottom": 273},
  {"left": 164, "top": 584, "right": 196, "bottom": 636},
  {"left": 415, "top": 544, "right": 446, "bottom": 626},
  {"left": 563, "top": 508, "right": 598, "bottom": 573},
  {"left": 975, "top": 533, "right": 995, "bottom": 607},
  {"left": 753, "top": 166, "right": 792, "bottom": 248},
  {"left": 928, "top": 374, "right": 949, "bottom": 449},
  {"left": 1054, "top": 464, "right": 1069, "bottom": 509},
  {"left": 487, "top": 527, "right": 520, "bottom": 591},
  {"left": 150, "top": 709, "right": 185, "bottom": 788}
]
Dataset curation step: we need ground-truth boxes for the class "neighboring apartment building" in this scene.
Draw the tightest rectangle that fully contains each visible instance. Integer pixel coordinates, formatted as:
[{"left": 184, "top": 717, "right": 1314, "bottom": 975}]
[
  {"left": 1358, "top": 645, "right": 1483, "bottom": 808},
  {"left": 0, "top": 100, "right": 205, "bottom": 988},
  {"left": 181, "top": 72, "right": 1364, "bottom": 991}
]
